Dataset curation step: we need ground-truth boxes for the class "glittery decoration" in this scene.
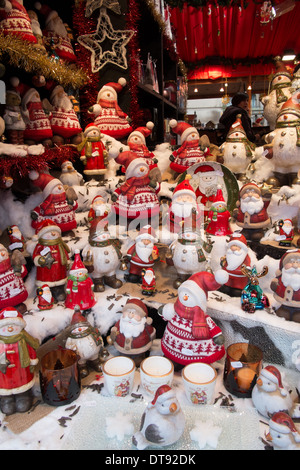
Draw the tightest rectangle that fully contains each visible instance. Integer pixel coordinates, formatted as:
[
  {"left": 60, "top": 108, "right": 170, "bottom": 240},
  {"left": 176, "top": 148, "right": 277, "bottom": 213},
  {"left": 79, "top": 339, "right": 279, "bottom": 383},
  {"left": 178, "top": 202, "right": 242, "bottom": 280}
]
[{"left": 85, "top": 0, "right": 121, "bottom": 17}]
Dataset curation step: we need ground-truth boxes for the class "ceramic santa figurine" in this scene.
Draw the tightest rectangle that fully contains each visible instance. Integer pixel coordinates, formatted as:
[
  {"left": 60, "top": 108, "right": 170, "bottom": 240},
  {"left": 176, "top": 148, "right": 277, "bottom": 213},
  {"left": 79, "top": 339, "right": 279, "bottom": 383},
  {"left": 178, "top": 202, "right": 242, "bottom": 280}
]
[
  {"left": 0, "top": 0, "right": 37, "bottom": 43},
  {"left": 65, "top": 306, "right": 104, "bottom": 378},
  {"left": 219, "top": 114, "right": 256, "bottom": 176},
  {"left": 270, "top": 250, "right": 300, "bottom": 322},
  {"left": 232, "top": 182, "right": 271, "bottom": 241},
  {"left": 219, "top": 232, "right": 251, "bottom": 297},
  {"left": 126, "top": 122, "right": 161, "bottom": 182},
  {"left": 112, "top": 152, "right": 160, "bottom": 221},
  {"left": 266, "top": 412, "right": 300, "bottom": 450},
  {"left": 125, "top": 225, "right": 159, "bottom": 283},
  {"left": 88, "top": 78, "right": 133, "bottom": 140},
  {"left": 29, "top": 171, "right": 78, "bottom": 234},
  {"left": 59, "top": 160, "right": 84, "bottom": 187},
  {"left": 0, "top": 307, "right": 39, "bottom": 415},
  {"left": 109, "top": 298, "right": 156, "bottom": 363},
  {"left": 166, "top": 220, "right": 212, "bottom": 289},
  {"left": 36, "top": 4, "right": 76, "bottom": 63},
  {"left": 82, "top": 217, "right": 123, "bottom": 292},
  {"left": 166, "top": 175, "right": 202, "bottom": 234},
  {"left": 193, "top": 164, "right": 224, "bottom": 215},
  {"left": 263, "top": 92, "right": 300, "bottom": 186},
  {"left": 205, "top": 186, "right": 232, "bottom": 236},
  {"left": 261, "top": 57, "right": 294, "bottom": 130},
  {"left": 65, "top": 249, "right": 96, "bottom": 312},
  {"left": 20, "top": 85, "right": 53, "bottom": 147},
  {"left": 141, "top": 268, "right": 156, "bottom": 296},
  {"left": 275, "top": 219, "right": 295, "bottom": 247},
  {"left": 48, "top": 85, "right": 82, "bottom": 145},
  {"left": 87, "top": 193, "right": 110, "bottom": 225},
  {"left": 36, "top": 284, "right": 54, "bottom": 310},
  {"left": 32, "top": 219, "right": 70, "bottom": 301},
  {"left": 79, "top": 123, "right": 108, "bottom": 178},
  {"left": 0, "top": 243, "right": 28, "bottom": 313},
  {"left": 132, "top": 385, "right": 185, "bottom": 450},
  {"left": 159, "top": 270, "right": 228, "bottom": 367},
  {"left": 6, "top": 225, "right": 26, "bottom": 254},
  {"left": 169, "top": 119, "right": 210, "bottom": 174}
]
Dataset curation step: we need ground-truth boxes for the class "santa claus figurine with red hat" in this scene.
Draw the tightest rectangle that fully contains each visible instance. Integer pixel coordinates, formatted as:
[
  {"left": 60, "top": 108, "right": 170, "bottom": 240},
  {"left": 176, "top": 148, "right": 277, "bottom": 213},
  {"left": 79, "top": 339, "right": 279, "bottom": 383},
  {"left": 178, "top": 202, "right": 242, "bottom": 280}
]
[
  {"left": 166, "top": 174, "right": 202, "bottom": 234},
  {"left": 193, "top": 163, "right": 224, "bottom": 215},
  {"left": 275, "top": 218, "right": 295, "bottom": 247},
  {"left": 112, "top": 152, "right": 160, "bottom": 221},
  {"left": 29, "top": 170, "right": 78, "bottom": 234},
  {"left": 36, "top": 284, "right": 54, "bottom": 310},
  {"left": 32, "top": 219, "right": 70, "bottom": 301},
  {"left": 48, "top": 85, "right": 82, "bottom": 146},
  {"left": 205, "top": 186, "right": 232, "bottom": 236},
  {"left": 88, "top": 78, "right": 133, "bottom": 140},
  {"left": 232, "top": 181, "right": 271, "bottom": 241},
  {"left": 126, "top": 122, "right": 161, "bottom": 183},
  {"left": 79, "top": 123, "right": 108, "bottom": 178},
  {"left": 270, "top": 249, "right": 300, "bottom": 323},
  {"left": 169, "top": 119, "right": 210, "bottom": 174},
  {"left": 87, "top": 193, "right": 110, "bottom": 225},
  {"left": 109, "top": 298, "right": 156, "bottom": 362},
  {"left": 0, "top": 243, "right": 28, "bottom": 314},
  {"left": 0, "top": 307, "right": 39, "bottom": 415},
  {"left": 0, "top": 0, "right": 37, "bottom": 44},
  {"left": 159, "top": 270, "right": 228, "bottom": 367},
  {"left": 141, "top": 267, "right": 156, "bottom": 296},
  {"left": 65, "top": 249, "right": 96, "bottom": 312},
  {"left": 219, "top": 232, "right": 251, "bottom": 297},
  {"left": 65, "top": 306, "right": 104, "bottom": 378},
  {"left": 125, "top": 225, "right": 159, "bottom": 283}
]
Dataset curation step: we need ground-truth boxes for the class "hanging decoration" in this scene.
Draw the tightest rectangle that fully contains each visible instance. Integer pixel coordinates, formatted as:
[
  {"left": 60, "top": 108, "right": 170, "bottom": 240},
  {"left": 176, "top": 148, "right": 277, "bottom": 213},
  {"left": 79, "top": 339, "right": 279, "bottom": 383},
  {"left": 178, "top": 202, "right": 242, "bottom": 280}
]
[
  {"left": 77, "top": 7, "right": 135, "bottom": 72},
  {"left": 85, "top": 0, "right": 121, "bottom": 17},
  {"left": 259, "top": 0, "right": 276, "bottom": 24}
]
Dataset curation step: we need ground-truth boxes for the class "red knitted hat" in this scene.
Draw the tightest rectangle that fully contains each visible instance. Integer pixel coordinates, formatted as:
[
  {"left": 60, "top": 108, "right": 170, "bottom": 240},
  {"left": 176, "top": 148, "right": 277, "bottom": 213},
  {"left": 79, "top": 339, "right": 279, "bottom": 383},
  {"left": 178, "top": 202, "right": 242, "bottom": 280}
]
[
  {"left": 116, "top": 151, "right": 148, "bottom": 178},
  {"left": 0, "top": 307, "right": 26, "bottom": 328},
  {"left": 69, "top": 250, "right": 87, "bottom": 273},
  {"left": 169, "top": 119, "right": 198, "bottom": 143},
  {"left": 29, "top": 171, "right": 63, "bottom": 198},
  {"left": 123, "top": 298, "right": 148, "bottom": 318},
  {"left": 128, "top": 121, "right": 154, "bottom": 144},
  {"left": 97, "top": 78, "right": 127, "bottom": 101},
  {"left": 35, "top": 218, "right": 61, "bottom": 237}
]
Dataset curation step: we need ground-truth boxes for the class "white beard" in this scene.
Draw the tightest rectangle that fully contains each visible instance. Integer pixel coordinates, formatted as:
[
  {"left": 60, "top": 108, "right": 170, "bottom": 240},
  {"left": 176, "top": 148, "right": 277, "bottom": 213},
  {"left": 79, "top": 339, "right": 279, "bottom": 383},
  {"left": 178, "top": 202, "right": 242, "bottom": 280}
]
[
  {"left": 282, "top": 267, "right": 300, "bottom": 291},
  {"left": 120, "top": 316, "right": 146, "bottom": 338},
  {"left": 41, "top": 291, "right": 52, "bottom": 303},
  {"left": 226, "top": 248, "right": 247, "bottom": 271},
  {"left": 52, "top": 94, "right": 73, "bottom": 111},
  {"left": 143, "top": 271, "right": 154, "bottom": 284},
  {"left": 136, "top": 240, "right": 153, "bottom": 262},
  {"left": 240, "top": 196, "right": 264, "bottom": 215},
  {"left": 171, "top": 200, "right": 196, "bottom": 218},
  {"left": 282, "top": 224, "right": 293, "bottom": 235},
  {"left": 12, "top": 230, "right": 22, "bottom": 240},
  {"left": 94, "top": 204, "right": 108, "bottom": 216}
]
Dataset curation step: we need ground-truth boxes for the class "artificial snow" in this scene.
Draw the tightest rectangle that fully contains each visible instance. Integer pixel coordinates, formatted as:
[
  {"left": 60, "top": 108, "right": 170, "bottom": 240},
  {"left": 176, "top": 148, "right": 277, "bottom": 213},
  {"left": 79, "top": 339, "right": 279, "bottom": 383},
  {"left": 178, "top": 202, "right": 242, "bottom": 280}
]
[
  {"left": 105, "top": 411, "right": 134, "bottom": 441},
  {"left": 190, "top": 419, "right": 222, "bottom": 449}
]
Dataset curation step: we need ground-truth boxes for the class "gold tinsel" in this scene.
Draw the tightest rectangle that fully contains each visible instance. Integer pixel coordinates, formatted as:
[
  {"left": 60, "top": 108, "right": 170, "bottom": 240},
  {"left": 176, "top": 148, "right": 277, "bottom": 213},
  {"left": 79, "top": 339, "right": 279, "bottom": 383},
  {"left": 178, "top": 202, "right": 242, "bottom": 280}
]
[{"left": 0, "top": 33, "right": 89, "bottom": 89}]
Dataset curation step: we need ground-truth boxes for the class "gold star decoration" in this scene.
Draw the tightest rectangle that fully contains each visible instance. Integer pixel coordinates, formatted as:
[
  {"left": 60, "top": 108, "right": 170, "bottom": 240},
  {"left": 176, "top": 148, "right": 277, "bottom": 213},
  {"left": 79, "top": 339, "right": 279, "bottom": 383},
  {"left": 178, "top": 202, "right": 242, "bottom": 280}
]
[
  {"left": 85, "top": 0, "right": 121, "bottom": 17},
  {"left": 77, "top": 8, "right": 134, "bottom": 73}
]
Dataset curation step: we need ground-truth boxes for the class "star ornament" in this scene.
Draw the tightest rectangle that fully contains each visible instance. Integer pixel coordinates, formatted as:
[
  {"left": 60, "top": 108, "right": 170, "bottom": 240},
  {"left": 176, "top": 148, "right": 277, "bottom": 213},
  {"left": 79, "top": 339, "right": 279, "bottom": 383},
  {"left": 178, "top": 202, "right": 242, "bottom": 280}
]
[{"left": 77, "top": 8, "right": 135, "bottom": 73}]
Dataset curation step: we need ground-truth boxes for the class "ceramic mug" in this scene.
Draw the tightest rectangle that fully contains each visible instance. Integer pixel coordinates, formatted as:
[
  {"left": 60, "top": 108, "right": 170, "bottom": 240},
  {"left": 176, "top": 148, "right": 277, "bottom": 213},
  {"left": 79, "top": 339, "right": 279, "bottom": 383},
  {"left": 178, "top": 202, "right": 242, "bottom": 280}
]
[
  {"left": 182, "top": 362, "right": 217, "bottom": 405},
  {"left": 140, "top": 355, "right": 174, "bottom": 396},
  {"left": 102, "top": 356, "right": 135, "bottom": 397}
]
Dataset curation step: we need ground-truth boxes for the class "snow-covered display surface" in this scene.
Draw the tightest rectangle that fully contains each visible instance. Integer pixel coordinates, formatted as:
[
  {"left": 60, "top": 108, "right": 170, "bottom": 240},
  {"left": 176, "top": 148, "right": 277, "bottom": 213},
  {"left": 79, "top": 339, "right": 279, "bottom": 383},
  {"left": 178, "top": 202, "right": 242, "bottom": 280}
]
[{"left": 1, "top": 138, "right": 300, "bottom": 450}]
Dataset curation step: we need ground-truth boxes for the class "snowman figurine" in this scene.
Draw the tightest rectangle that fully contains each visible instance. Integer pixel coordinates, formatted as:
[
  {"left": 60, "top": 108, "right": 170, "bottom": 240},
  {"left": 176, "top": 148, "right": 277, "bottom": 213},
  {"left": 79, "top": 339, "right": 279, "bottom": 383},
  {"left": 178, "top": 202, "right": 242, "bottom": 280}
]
[
  {"left": 59, "top": 161, "right": 84, "bottom": 187},
  {"left": 266, "top": 412, "right": 300, "bottom": 450},
  {"left": 159, "top": 270, "right": 228, "bottom": 367},
  {"left": 263, "top": 91, "right": 300, "bottom": 186}
]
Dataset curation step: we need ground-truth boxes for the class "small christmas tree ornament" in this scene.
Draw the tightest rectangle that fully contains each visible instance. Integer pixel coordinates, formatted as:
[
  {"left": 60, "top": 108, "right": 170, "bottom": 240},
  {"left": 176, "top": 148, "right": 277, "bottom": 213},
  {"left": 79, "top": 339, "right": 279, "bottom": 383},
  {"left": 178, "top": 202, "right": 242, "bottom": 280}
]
[
  {"left": 205, "top": 186, "right": 232, "bottom": 236},
  {"left": 261, "top": 57, "right": 294, "bottom": 130},
  {"left": 266, "top": 412, "right": 300, "bottom": 450},
  {"left": 240, "top": 265, "right": 270, "bottom": 313},
  {"left": 65, "top": 306, "right": 104, "bottom": 378},
  {"left": 29, "top": 171, "right": 78, "bottom": 234},
  {"left": 219, "top": 114, "right": 256, "bottom": 177},
  {"left": 65, "top": 249, "right": 96, "bottom": 312},
  {"left": 109, "top": 298, "right": 156, "bottom": 363},
  {"left": 79, "top": 124, "right": 108, "bottom": 178},
  {"left": 32, "top": 219, "right": 70, "bottom": 302},
  {"left": 88, "top": 78, "right": 133, "bottom": 140},
  {"left": 125, "top": 225, "right": 159, "bottom": 283},
  {"left": 169, "top": 119, "right": 210, "bottom": 174},
  {"left": 112, "top": 153, "right": 160, "bottom": 221},
  {"left": 0, "top": 307, "right": 39, "bottom": 415},
  {"left": 82, "top": 217, "right": 123, "bottom": 293},
  {"left": 159, "top": 270, "right": 228, "bottom": 367},
  {"left": 0, "top": 243, "right": 28, "bottom": 313},
  {"left": 270, "top": 250, "right": 300, "bottom": 322},
  {"left": 36, "top": 284, "right": 54, "bottom": 310},
  {"left": 132, "top": 385, "right": 185, "bottom": 450}
]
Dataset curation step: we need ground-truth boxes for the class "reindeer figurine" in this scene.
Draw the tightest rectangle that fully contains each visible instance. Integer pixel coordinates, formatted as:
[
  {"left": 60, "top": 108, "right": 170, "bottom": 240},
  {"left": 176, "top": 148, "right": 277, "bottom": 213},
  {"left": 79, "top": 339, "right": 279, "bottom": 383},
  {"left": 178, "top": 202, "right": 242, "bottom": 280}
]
[{"left": 240, "top": 265, "right": 270, "bottom": 313}]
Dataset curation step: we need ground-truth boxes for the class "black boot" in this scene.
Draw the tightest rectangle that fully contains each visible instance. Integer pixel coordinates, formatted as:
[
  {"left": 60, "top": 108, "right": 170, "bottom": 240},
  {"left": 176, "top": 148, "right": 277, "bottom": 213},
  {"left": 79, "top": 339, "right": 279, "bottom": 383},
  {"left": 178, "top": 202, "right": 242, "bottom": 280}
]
[
  {"left": 104, "top": 275, "right": 123, "bottom": 289},
  {"left": 93, "top": 278, "right": 105, "bottom": 292},
  {"left": 15, "top": 390, "right": 33, "bottom": 413},
  {"left": 0, "top": 395, "right": 16, "bottom": 415}
]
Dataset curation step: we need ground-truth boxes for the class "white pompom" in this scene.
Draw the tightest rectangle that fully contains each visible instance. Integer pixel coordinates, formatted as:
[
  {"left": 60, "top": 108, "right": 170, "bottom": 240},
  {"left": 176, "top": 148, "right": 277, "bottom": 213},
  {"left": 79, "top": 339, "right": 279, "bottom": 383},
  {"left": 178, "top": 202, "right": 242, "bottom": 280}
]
[
  {"left": 10, "top": 76, "right": 20, "bottom": 88},
  {"left": 28, "top": 170, "right": 39, "bottom": 180},
  {"left": 118, "top": 77, "right": 127, "bottom": 87},
  {"left": 146, "top": 121, "right": 154, "bottom": 130},
  {"left": 214, "top": 269, "right": 229, "bottom": 285},
  {"left": 34, "top": 2, "right": 42, "bottom": 10},
  {"left": 169, "top": 119, "right": 177, "bottom": 129}
]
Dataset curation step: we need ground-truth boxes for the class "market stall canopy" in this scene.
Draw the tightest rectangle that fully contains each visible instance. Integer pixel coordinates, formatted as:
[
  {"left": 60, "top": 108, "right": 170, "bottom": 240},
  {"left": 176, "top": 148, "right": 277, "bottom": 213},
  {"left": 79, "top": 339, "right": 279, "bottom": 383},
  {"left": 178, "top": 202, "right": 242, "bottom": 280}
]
[{"left": 167, "top": 0, "right": 300, "bottom": 83}]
